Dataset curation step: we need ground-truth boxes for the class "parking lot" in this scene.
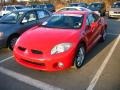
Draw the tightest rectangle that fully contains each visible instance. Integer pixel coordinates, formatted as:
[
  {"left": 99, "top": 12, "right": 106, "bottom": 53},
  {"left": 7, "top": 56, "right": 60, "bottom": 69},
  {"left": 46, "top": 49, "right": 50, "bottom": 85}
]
[{"left": 0, "top": 18, "right": 120, "bottom": 90}]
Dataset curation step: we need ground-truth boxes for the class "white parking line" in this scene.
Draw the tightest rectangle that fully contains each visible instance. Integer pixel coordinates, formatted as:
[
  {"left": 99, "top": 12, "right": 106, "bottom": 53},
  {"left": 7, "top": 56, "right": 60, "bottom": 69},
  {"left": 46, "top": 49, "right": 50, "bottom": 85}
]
[
  {"left": 0, "top": 66, "right": 63, "bottom": 90},
  {"left": 107, "top": 33, "right": 119, "bottom": 36},
  {"left": 0, "top": 56, "right": 13, "bottom": 63},
  {"left": 87, "top": 35, "right": 120, "bottom": 90}
]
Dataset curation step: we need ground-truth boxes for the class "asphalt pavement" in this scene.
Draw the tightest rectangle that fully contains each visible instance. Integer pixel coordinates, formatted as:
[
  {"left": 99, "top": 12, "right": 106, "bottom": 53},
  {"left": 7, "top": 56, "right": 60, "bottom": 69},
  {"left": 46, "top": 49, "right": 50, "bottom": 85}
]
[{"left": 0, "top": 18, "right": 120, "bottom": 90}]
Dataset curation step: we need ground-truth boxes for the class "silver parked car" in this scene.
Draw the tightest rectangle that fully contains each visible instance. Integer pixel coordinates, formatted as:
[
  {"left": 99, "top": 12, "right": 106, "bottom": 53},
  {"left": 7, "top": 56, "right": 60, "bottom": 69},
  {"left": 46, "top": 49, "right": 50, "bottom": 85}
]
[
  {"left": 0, "top": 8, "right": 52, "bottom": 50},
  {"left": 108, "top": 1, "right": 120, "bottom": 18}
]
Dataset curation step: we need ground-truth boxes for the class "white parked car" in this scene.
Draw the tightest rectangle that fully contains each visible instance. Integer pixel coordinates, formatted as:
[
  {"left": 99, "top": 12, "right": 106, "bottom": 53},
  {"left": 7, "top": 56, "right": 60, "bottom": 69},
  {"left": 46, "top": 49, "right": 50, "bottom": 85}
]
[
  {"left": 0, "top": 5, "right": 25, "bottom": 16},
  {"left": 108, "top": 1, "right": 120, "bottom": 18}
]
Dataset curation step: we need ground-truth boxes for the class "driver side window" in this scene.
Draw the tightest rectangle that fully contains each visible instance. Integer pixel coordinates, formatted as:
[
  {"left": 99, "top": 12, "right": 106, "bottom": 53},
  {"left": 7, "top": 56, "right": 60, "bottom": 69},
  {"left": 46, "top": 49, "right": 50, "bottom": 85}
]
[
  {"left": 86, "top": 14, "right": 95, "bottom": 25},
  {"left": 22, "top": 11, "right": 37, "bottom": 23}
]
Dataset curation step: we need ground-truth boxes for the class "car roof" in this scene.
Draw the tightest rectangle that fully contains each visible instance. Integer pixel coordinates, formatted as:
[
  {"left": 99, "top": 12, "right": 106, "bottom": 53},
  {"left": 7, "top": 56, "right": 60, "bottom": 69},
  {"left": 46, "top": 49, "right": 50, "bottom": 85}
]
[
  {"left": 58, "top": 6, "right": 91, "bottom": 11},
  {"left": 55, "top": 10, "right": 90, "bottom": 15},
  {"left": 4, "top": 5, "right": 24, "bottom": 7},
  {"left": 13, "top": 8, "right": 46, "bottom": 13}
]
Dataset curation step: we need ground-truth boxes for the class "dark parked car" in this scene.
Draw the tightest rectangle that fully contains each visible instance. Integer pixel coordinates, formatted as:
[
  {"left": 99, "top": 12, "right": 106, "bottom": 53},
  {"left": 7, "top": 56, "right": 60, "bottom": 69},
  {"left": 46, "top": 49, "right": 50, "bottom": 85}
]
[
  {"left": 88, "top": 2, "right": 106, "bottom": 16},
  {"left": 31, "top": 4, "right": 55, "bottom": 12},
  {"left": 0, "top": 8, "right": 52, "bottom": 50},
  {"left": 69, "top": 2, "right": 88, "bottom": 8}
]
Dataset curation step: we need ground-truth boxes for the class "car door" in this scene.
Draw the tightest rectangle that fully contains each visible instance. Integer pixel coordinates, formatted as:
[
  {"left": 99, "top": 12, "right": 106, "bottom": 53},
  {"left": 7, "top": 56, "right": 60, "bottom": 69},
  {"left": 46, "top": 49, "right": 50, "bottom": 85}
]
[
  {"left": 36, "top": 10, "right": 51, "bottom": 24},
  {"left": 92, "top": 13, "right": 103, "bottom": 38},
  {"left": 85, "top": 13, "right": 101, "bottom": 50},
  {"left": 19, "top": 11, "right": 38, "bottom": 34}
]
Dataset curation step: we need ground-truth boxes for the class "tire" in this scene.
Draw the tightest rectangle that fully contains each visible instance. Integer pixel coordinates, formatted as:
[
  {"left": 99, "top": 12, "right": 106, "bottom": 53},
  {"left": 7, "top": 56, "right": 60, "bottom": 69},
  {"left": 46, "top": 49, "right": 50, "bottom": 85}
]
[
  {"left": 7, "top": 35, "right": 19, "bottom": 50},
  {"left": 73, "top": 44, "right": 85, "bottom": 69},
  {"left": 100, "top": 28, "right": 107, "bottom": 42}
]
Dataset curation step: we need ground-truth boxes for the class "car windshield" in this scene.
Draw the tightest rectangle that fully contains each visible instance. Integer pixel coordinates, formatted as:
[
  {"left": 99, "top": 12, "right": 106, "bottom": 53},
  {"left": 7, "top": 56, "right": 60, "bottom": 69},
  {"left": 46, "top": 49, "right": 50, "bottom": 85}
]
[
  {"left": 69, "top": 3, "right": 86, "bottom": 7},
  {"left": 37, "top": 5, "right": 46, "bottom": 9},
  {"left": 69, "top": 3, "right": 78, "bottom": 6},
  {"left": 41, "top": 14, "right": 83, "bottom": 29},
  {"left": 0, "top": 12, "right": 24, "bottom": 24},
  {"left": 46, "top": 4, "right": 54, "bottom": 8},
  {"left": 112, "top": 2, "right": 120, "bottom": 8},
  {"left": 15, "top": 6, "right": 25, "bottom": 9},
  {"left": 89, "top": 3, "right": 102, "bottom": 8}
]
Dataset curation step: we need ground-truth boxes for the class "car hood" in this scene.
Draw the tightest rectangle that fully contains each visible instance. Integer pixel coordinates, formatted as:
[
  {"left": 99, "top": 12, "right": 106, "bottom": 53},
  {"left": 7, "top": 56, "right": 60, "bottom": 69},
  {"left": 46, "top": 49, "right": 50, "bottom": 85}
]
[
  {"left": 109, "top": 8, "right": 120, "bottom": 12},
  {"left": 16, "top": 27, "right": 80, "bottom": 53},
  {"left": 0, "top": 23, "right": 15, "bottom": 32}
]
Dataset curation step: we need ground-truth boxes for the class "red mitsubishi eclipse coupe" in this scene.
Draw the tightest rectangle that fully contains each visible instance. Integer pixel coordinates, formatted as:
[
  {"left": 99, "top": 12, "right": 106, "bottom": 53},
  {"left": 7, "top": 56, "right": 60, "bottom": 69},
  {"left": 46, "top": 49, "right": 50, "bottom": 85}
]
[{"left": 13, "top": 10, "right": 107, "bottom": 71}]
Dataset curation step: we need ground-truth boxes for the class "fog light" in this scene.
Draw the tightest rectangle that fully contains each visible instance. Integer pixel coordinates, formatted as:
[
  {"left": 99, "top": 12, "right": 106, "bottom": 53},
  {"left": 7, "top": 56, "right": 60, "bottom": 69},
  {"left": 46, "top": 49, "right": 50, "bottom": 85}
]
[{"left": 58, "top": 62, "right": 64, "bottom": 68}]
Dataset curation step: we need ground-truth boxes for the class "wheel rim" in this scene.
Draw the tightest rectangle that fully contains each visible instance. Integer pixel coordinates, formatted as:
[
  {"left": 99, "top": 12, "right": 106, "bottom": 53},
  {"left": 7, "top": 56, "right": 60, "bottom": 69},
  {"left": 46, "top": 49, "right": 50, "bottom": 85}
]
[
  {"left": 76, "top": 47, "right": 85, "bottom": 67},
  {"left": 10, "top": 37, "right": 18, "bottom": 49}
]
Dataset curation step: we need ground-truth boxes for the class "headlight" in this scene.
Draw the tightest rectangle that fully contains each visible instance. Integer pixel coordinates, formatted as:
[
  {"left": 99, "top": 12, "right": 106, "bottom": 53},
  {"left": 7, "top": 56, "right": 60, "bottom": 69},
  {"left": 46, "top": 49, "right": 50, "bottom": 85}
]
[
  {"left": 109, "top": 11, "right": 114, "bottom": 14},
  {"left": 0, "top": 32, "right": 4, "bottom": 38},
  {"left": 51, "top": 43, "right": 72, "bottom": 55}
]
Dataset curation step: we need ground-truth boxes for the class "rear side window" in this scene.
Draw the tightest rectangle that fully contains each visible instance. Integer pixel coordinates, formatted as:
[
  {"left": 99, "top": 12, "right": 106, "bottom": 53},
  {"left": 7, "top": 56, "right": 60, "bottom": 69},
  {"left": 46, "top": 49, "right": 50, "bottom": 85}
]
[
  {"left": 87, "top": 13, "right": 99, "bottom": 25},
  {"left": 37, "top": 10, "right": 50, "bottom": 19},
  {"left": 87, "top": 14, "right": 95, "bottom": 25}
]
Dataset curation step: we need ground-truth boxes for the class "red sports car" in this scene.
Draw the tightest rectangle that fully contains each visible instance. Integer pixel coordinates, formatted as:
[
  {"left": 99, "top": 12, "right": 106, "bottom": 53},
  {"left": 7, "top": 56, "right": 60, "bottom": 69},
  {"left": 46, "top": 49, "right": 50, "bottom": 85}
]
[{"left": 13, "top": 10, "right": 107, "bottom": 71}]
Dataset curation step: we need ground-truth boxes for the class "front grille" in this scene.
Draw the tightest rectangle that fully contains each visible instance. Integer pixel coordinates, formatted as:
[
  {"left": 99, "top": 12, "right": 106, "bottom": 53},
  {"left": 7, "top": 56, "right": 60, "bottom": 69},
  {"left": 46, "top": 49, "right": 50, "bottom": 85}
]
[
  {"left": 18, "top": 46, "right": 43, "bottom": 55},
  {"left": 21, "top": 59, "right": 45, "bottom": 66},
  {"left": 31, "top": 49, "right": 43, "bottom": 54},
  {"left": 18, "top": 46, "right": 26, "bottom": 51},
  {"left": 114, "top": 12, "right": 120, "bottom": 14}
]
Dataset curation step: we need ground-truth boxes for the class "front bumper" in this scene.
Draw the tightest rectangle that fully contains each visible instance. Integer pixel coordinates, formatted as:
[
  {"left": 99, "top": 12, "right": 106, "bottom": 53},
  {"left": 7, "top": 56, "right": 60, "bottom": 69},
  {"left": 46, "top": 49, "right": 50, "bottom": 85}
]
[
  {"left": 109, "top": 13, "right": 120, "bottom": 18},
  {"left": 13, "top": 47, "right": 76, "bottom": 72}
]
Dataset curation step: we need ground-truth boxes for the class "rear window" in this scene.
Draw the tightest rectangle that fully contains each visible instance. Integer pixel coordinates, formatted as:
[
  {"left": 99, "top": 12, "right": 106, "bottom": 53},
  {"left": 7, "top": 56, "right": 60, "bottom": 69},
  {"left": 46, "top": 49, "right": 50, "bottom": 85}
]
[{"left": 112, "top": 2, "right": 120, "bottom": 8}]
